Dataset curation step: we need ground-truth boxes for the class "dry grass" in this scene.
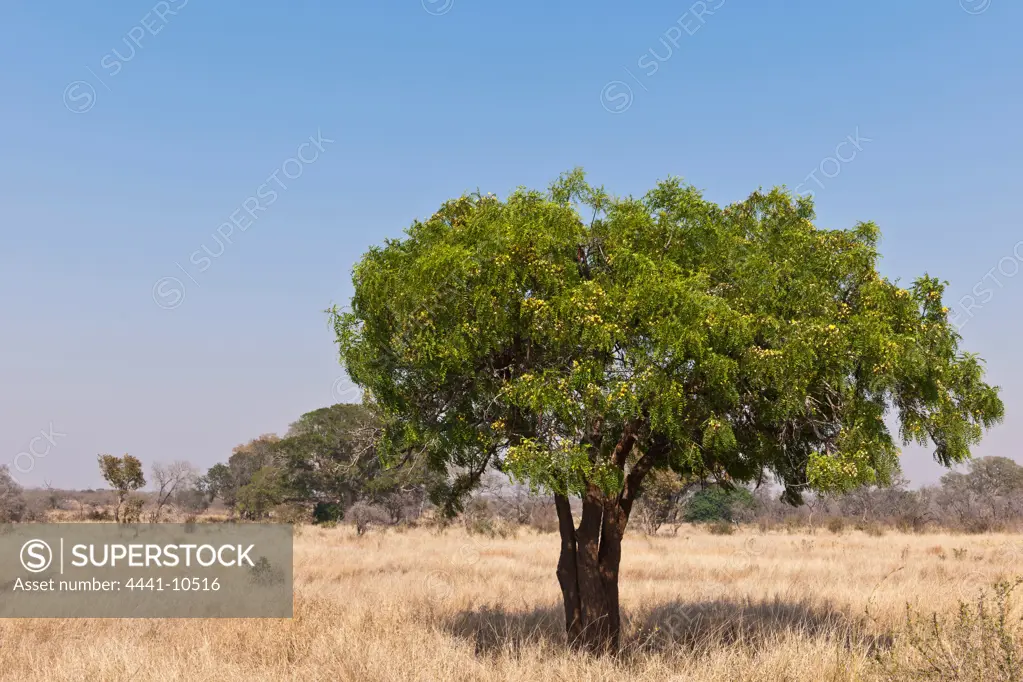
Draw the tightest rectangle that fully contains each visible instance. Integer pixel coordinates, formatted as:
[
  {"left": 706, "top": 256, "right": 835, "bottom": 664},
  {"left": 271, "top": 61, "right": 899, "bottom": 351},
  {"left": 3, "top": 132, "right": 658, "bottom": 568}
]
[{"left": 2, "top": 525, "right": 1023, "bottom": 681}]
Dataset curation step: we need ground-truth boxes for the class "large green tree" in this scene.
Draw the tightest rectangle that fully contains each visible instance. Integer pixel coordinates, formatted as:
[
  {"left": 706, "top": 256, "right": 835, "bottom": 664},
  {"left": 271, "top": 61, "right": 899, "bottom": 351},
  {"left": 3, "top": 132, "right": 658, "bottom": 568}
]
[
  {"left": 332, "top": 170, "right": 1003, "bottom": 651},
  {"left": 273, "top": 403, "right": 416, "bottom": 508}
]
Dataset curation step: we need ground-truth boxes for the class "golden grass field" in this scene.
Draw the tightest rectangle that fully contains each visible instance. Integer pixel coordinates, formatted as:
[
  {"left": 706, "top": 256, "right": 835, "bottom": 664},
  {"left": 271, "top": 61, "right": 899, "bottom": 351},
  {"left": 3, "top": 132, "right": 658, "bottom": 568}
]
[{"left": 2, "top": 524, "right": 1022, "bottom": 681}]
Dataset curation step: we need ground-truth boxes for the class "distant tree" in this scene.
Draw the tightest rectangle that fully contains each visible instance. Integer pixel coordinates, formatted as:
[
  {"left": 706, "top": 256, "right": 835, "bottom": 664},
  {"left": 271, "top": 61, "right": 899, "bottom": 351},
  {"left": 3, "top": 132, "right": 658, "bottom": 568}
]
[
  {"left": 200, "top": 463, "right": 233, "bottom": 505},
  {"left": 173, "top": 485, "right": 210, "bottom": 515},
  {"left": 333, "top": 171, "right": 1003, "bottom": 651},
  {"left": 938, "top": 456, "right": 1023, "bottom": 527},
  {"left": 97, "top": 454, "right": 146, "bottom": 523},
  {"left": 229, "top": 435, "right": 279, "bottom": 485},
  {"left": 273, "top": 403, "right": 441, "bottom": 514},
  {"left": 149, "top": 461, "right": 198, "bottom": 522},
  {"left": 272, "top": 404, "right": 379, "bottom": 507},
  {"left": 633, "top": 469, "right": 697, "bottom": 535},
  {"left": 235, "top": 467, "right": 286, "bottom": 520},
  {"left": 0, "top": 467, "right": 26, "bottom": 522},
  {"left": 42, "top": 480, "right": 65, "bottom": 511},
  {"left": 684, "top": 486, "right": 755, "bottom": 523},
  {"left": 201, "top": 435, "right": 281, "bottom": 515}
]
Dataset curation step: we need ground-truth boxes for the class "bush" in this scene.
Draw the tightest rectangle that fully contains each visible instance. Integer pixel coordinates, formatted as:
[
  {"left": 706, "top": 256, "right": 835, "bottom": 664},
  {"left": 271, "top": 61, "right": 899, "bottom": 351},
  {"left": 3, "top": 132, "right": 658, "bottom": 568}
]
[
  {"left": 463, "top": 497, "right": 495, "bottom": 536},
  {"left": 122, "top": 497, "right": 144, "bottom": 524},
  {"left": 272, "top": 503, "right": 309, "bottom": 525},
  {"left": 707, "top": 520, "right": 735, "bottom": 535},
  {"left": 634, "top": 469, "right": 689, "bottom": 535},
  {"left": 964, "top": 518, "right": 1001, "bottom": 534},
  {"left": 528, "top": 502, "right": 559, "bottom": 534},
  {"left": 249, "top": 557, "right": 285, "bottom": 586},
  {"left": 684, "top": 486, "right": 756, "bottom": 524},
  {"left": 313, "top": 501, "right": 344, "bottom": 525},
  {"left": 859, "top": 521, "right": 886, "bottom": 537},
  {"left": 878, "top": 578, "right": 1023, "bottom": 681},
  {"left": 783, "top": 515, "right": 805, "bottom": 533},
  {"left": 347, "top": 501, "right": 389, "bottom": 535},
  {"left": 462, "top": 497, "right": 517, "bottom": 538},
  {"left": 826, "top": 517, "right": 847, "bottom": 534},
  {"left": 0, "top": 467, "right": 26, "bottom": 523},
  {"left": 85, "top": 507, "right": 112, "bottom": 521}
]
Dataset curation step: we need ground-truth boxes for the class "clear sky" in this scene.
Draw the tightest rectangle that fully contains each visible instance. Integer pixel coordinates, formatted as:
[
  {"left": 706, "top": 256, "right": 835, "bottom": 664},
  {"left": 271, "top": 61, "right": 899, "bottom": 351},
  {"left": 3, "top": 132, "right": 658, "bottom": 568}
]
[{"left": 2, "top": 0, "right": 1020, "bottom": 490}]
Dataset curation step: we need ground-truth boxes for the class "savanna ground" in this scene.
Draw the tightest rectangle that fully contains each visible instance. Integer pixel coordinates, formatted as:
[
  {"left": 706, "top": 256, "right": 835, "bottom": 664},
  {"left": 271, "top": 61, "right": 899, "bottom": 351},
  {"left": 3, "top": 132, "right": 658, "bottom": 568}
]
[{"left": 2, "top": 524, "right": 1022, "bottom": 681}]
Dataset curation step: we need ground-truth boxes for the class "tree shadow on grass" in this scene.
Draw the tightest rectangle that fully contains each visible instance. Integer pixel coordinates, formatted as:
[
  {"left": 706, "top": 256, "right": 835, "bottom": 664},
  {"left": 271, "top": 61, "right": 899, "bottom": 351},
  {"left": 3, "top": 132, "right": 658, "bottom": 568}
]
[
  {"left": 444, "top": 596, "right": 893, "bottom": 657},
  {"left": 630, "top": 596, "right": 893, "bottom": 656}
]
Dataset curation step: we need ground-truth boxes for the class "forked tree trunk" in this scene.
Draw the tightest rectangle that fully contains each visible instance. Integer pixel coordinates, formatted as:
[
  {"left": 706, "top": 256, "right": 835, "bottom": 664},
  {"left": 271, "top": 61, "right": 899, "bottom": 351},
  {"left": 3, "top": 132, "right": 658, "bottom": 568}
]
[
  {"left": 554, "top": 487, "right": 628, "bottom": 652},
  {"left": 554, "top": 429, "right": 659, "bottom": 652}
]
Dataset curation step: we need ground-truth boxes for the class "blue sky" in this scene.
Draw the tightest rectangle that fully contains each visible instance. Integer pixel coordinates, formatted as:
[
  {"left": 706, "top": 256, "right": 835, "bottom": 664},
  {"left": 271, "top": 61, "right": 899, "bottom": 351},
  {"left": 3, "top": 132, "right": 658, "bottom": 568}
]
[{"left": 1, "top": 0, "right": 1020, "bottom": 489}]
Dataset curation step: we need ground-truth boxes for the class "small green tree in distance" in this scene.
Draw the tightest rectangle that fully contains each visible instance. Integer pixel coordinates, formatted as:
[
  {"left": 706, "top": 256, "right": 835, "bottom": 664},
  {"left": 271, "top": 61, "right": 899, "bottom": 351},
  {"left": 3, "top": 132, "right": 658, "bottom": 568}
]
[
  {"left": 331, "top": 170, "right": 1004, "bottom": 652},
  {"left": 683, "top": 486, "right": 755, "bottom": 523},
  {"left": 97, "top": 453, "right": 146, "bottom": 523}
]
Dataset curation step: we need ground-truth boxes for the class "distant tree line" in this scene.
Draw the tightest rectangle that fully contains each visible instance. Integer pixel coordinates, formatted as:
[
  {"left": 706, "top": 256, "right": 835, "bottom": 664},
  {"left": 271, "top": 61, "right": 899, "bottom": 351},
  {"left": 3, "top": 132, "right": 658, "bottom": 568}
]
[
  {"left": 0, "top": 402, "right": 439, "bottom": 526},
  {"left": 1, "top": 407, "right": 1020, "bottom": 535},
  {"left": 434, "top": 455, "right": 1023, "bottom": 537},
  {"left": 624, "top": 456, "right": 1023, "bottom": 535}
]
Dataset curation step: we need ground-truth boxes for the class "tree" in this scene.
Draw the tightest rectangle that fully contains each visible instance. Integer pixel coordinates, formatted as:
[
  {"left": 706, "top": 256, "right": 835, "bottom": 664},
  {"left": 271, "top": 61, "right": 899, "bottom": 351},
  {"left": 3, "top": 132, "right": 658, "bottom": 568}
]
[
  {"left": 97, "top": 454, "right": 146, "bottom": 523},
  {"left": 332, "top": 171, "right": 1003, "bottom": 651},
  {"left": 272, "top": 404, "right": 380, "bottom": 507},
  {"left": 200, "top": 463, "right": 233, "bottom": 505},
  {"left": 0, "top": 467, "right": 26, "bottom": 522},
  {"left": 938, "top": 457, "right": 1023, "bottom": 527},
  {"left": 235, "top": 466, "right": 285, "bottom": 519},
  {"left": 42, "top": 480, "right": 65, "bottom": 511},
  {"left": 173, "top": 485, "right": 210, "bottom": 515},
  {"left": 149, "top": 461, "right": 198, "bottom": 522},
  {"left": 683, "top": 486, "right": 755, "bottom": 524},
  {"left": 273, "top": 403, "right": 441, "bottom": 513},
  {"left": 633, "top": 469, "right": 695, "bottom": 534},
  {"left": 205, "top": 435, "right": 280, "bottom": 514}
]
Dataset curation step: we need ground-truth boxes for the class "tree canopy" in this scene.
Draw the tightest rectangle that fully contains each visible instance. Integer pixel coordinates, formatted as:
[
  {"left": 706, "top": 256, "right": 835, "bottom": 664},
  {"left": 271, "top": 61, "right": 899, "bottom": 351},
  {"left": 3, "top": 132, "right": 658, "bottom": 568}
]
[{"left": 333, "top": 170, "right": 1003, "bottom": 508}]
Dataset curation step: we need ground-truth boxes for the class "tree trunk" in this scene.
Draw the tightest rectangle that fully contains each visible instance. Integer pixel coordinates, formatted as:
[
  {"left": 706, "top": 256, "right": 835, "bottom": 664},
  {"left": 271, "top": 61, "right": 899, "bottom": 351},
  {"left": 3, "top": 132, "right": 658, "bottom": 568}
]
[
  {"left": 553, "top": 431, "right": 659, "bottom": 653},
  {"left": 554, "top": 488, "right": 625, "bottom": 653}
]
